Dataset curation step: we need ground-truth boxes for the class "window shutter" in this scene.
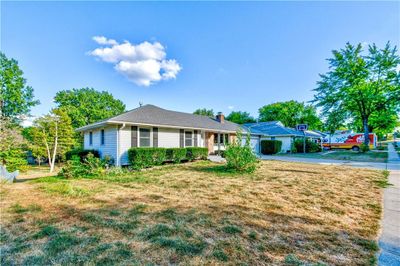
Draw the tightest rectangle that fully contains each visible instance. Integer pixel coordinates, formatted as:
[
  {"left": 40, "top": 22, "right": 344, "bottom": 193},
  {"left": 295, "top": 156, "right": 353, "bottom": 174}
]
[
  {"left": 194, "top": 130, "right": 198, "bottom": 147},
  {"left": 179, "top": 129, "right": 184, "bottom": 148},
  {"left": 131, "top": 126, "right": 138, "bottom": 147},
  {"left": 153, "top": 127, "right": 158, "bottom": 147}
]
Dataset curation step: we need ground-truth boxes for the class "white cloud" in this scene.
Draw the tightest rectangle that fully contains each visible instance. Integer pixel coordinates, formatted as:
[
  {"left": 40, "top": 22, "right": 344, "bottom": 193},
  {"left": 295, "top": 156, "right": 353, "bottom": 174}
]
[
  {"left": 89, "top": 36, "right": 181, "bottom": 86},
  {"left": 93, "top": 36, "right": 118, "bottom": 46},
  {"left": 228, "top": 106, "right": 234, "bottom": 110}
]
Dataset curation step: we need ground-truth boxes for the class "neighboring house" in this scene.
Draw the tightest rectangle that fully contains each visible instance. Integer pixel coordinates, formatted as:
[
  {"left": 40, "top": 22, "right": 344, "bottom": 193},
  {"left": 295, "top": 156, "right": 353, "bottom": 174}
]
[
  {"left": 76, "top": 105, "right": 239, "bottom": 166},
  {"left": 241, "top": 121, "right": 324, "bottom": 153}
]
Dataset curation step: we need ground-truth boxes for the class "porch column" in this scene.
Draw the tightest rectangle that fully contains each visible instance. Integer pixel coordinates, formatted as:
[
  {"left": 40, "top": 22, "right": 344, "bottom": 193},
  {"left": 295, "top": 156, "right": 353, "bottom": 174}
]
[{"left": 218, "top": 133, "right": 221, "bottom": 154}]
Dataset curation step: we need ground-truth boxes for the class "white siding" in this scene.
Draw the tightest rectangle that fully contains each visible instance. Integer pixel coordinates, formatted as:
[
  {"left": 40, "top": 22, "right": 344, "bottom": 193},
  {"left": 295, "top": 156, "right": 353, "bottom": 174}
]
[
  {"left": 83, "top": 126, "right": 118, "bottom": 162},
  {"left": 276, "top": 137, "right": 292, "bottom": 153},
  {"left": 158, "top": 128, "right": 180, "bottom": 148},
  {"left": 83, "top": 126, "right": 210, "bottom": 166},
  {"left": 119, "top": 126, "right": 131, "bottom": 165}
]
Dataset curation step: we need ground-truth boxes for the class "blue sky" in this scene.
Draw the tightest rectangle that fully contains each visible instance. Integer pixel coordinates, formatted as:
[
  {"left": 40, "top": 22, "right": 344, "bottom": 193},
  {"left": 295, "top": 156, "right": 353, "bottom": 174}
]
[{"left": 1, "top": 1, "right": 399, "bottom": 119}]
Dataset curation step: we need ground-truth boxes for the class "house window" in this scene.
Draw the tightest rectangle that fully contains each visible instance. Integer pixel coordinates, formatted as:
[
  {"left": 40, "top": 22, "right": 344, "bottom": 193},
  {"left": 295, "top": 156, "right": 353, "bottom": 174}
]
[
  {"left": 214, "top": 133, "right": 229, "bottom": 144},
  {"left": 185, "top": 131, "right": 193, "bottom": 147},
  {"left": 139, "top": 128, "right": 151, "bottom": 147},
  {"left": 101, "top": 129, "right": 105, "bottom": 145},
  {"left": 89, "top": 132, "right": 93, "bottom": 145}
]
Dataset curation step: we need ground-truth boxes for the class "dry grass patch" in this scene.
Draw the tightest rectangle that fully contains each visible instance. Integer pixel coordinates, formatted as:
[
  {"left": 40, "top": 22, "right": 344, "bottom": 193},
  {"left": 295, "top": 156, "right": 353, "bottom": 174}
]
[{"left": 0, "top": 160, "right": 386, "bottom": 265}]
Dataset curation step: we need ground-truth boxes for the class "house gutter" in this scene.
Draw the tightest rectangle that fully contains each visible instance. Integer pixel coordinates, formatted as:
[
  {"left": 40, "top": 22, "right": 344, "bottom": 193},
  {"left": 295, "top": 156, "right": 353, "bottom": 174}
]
[{"left": 116, "top": 123, "right": 126, "bottom": 166}]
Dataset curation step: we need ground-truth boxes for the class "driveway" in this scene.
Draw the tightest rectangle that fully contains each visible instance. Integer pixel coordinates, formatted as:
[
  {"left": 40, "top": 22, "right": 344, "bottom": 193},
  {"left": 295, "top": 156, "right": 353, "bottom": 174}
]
[{"left": 262, "top": 145, "right": 400, "bottom": 265}]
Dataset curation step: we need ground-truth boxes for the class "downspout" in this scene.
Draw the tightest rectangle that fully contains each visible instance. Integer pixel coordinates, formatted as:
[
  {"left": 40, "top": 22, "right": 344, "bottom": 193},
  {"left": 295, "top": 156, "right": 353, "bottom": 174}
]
[{"left": 116, "top": 123, "right": 126, "bottom": 166}]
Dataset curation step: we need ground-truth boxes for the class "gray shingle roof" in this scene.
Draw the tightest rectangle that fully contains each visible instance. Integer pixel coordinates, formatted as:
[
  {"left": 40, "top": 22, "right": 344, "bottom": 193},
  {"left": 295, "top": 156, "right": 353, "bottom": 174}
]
[
  {"left": 241, "top": 122, "right": 303, "bottom": 137},
  {"left": 242, "top": 122, "right": 324, "bottom": 139},
  {"left": 77, "top": 104, "right": 240, "bottom": 132}
]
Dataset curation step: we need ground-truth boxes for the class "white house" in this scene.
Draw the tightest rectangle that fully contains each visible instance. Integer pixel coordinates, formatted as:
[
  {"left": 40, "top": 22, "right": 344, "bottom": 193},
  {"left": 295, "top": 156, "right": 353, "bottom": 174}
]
[
  {"left": 241, "top": 121, "right": 324, "bottom": 153},
  {"left": 76, "top": 105, "right": 240, "bottom": 166}
]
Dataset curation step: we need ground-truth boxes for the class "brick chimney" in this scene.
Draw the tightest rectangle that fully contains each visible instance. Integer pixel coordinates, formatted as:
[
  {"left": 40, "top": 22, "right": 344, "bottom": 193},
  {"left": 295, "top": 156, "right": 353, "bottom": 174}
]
[{"left": 216, "top": 112, "right": 225, "bottom": 123}]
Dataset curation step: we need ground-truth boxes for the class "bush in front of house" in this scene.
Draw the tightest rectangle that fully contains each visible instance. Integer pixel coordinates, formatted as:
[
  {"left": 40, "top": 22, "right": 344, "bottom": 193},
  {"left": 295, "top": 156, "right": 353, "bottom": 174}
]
[
  {"left": 59, "top": 153, "right": 105, "bottom": 178},
  {"left": 293, "top": 139, "right": 321, "bottom": 153},
  {"left": 66, "top": 148, "right": 100, "bottom": 161},
  {"left": 166, "top": 148, "right": 187, "bottom": 163},
  {"left": 224, "top": 132, "right": 258, "bottom": 173},
  {"left": 186, "top": 147, "right": 208, "bottom": 161},
  {"left": 260, "top": 140, "right": 282, "bottom": 155},
  {"left": 128, "top": 147, "right": 167, "bottom": 170}
]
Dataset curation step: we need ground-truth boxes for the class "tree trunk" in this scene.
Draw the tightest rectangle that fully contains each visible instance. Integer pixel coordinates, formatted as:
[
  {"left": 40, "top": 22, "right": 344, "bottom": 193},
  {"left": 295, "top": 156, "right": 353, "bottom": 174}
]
[
  {"left": 50, "top": 123, "right": 58, "bottom": 173},
  {"left": 363, "top": 117, "right": 370, "bottom": 146}
]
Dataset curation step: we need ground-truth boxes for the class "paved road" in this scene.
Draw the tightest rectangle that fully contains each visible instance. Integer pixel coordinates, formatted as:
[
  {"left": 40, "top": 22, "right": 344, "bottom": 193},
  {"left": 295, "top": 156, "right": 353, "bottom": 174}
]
[{"left": 262, "top": 146, "right": 400, "bottom": 265}]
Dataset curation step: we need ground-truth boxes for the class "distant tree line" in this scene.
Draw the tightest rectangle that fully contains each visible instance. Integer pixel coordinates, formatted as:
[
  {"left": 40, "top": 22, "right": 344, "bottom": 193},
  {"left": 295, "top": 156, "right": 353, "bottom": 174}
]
[{"left": 1, "top": 41, "right": 399, "bottom": 171}]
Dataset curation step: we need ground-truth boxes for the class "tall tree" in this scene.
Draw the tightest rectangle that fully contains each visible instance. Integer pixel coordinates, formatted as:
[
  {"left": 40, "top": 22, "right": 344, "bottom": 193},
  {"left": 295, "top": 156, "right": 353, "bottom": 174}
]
[
  {"left": 226, "top": 111, "right": 256, "bottom": 124},
  {"left": 258, "top": 100, "right": 322, "bottom": 129},
  {"left": 313, "top": 42, "right": 400, "bottom": 146},
  {"left": 22, "top": 127, "right": 47, "bottom": 166},
  {"left": 0, "top": 52, "right": 39, "bottom": 123},
  {"left": 54, "top": 88, "right": 126, "bottom": 129},
  {"left": 193, "top": 108, "right": 214, "bottom": 117},
  {"left": 0, "top": 116, "right": 28, "bottom": 171},
  {"left": 31, "top": 108, "right": 75, "bottom": 173}
]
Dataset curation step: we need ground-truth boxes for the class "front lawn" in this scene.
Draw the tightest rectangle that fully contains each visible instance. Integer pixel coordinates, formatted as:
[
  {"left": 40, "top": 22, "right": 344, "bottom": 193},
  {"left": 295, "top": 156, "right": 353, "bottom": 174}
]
[
  {"left": 275, "top": 150, "right": 388, "bottom": 163},
  {"left": 0, "top": 161, "right": 387, "bottom": 265}
]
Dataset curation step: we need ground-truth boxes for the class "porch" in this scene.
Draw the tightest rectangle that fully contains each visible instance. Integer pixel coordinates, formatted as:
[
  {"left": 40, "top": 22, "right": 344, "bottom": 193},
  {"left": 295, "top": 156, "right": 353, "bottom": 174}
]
[{"left": 204, "top": 132, "right": 236, "bottom": 154}]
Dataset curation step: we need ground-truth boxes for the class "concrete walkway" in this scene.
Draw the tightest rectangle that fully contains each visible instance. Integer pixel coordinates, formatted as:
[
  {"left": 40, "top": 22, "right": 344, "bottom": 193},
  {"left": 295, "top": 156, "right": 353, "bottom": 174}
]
[{"left": 379, "top": 144, "right": 400, "bottom": 265}]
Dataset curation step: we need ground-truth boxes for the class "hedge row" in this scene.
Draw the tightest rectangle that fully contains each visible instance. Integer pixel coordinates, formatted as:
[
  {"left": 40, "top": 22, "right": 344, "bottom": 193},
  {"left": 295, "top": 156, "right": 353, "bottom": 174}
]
[
  {"left": 261, "top": 140, "right": 282, "bottom": 155},
  {"left": 293, "top": 139, "right": 321, "bottom": 153},
  {"left": 128, "top": 147, "right": 208, "bottom": 170},
  {"left": 66, "top": 149, "right": 100, "bottom": 161}
]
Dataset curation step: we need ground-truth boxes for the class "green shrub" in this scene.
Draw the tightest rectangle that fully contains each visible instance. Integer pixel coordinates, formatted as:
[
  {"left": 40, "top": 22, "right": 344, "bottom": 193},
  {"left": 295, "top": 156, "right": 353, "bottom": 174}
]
[
  {"left": 128, "top": 148, "right": 167, "bottom": 170},
  {"left": 186, "top": 147, "right": 208, "bottom": 161},
  {"left": 293, "top": 139, "right": 321, "bottom": 153},
  {"left": 260, "top": 140, "right": 282, "bottom": 154},
  {"left": 360, "top": 143, "right": 370, "bottom": 153},
  {"left": 59, "top": 153, "right": 105, "bottom": 178},
  {"left": 166, "top": 148, "right": 187, "bottom": 163},
  {"left": 224, "top": 132, "right": 258, "bottom": 173},
  {"left": 0, "top": 148, "right": 28, "bottom": 172},
  {"left": 65, "top": 148, "right": 100, "bottom": 162}
]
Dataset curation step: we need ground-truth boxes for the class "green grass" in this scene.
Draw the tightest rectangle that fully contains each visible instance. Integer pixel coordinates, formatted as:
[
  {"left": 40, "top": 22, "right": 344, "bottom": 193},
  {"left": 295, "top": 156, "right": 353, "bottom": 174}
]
[
  {"left": 1, "top": 160, "right": 386, "bottom": 265},
  {"left": 40, "top": 182, "right": 93, "bottom": 197}
]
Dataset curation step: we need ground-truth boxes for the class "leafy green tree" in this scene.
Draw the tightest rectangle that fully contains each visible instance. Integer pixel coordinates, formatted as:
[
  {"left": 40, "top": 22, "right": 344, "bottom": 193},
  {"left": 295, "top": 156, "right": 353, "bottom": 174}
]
[
  {"left": 193, "top": 108, "right": 214, "bottom": 117},
  {"left": 54, "top": 88, "right": 126, "bottom": 129},
  {"left": 258, "top": 100, "right": 322, "bottom": 129},
  {"left": 226, "top": 111, "right": 256, "bottom": 124},
  {"left": 313, "top": 42, "right": 400, "bottom": 146},
  {"left": 31, "top": 108, "right": 75, "bottom": 172},
  {"left": 0, "top": 52, "right": 39, "bottom": 123},
  {"left": 22, "top": 127, "right": 47, "bottom": 166},
  {"left": 0, "top": 116, "right": 28, "bottom": 172}
]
